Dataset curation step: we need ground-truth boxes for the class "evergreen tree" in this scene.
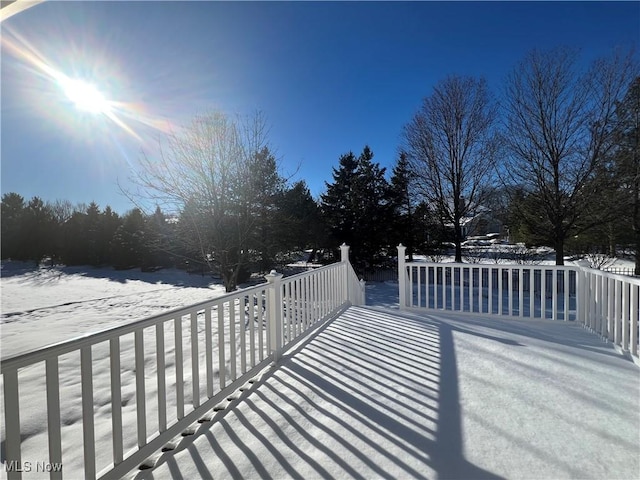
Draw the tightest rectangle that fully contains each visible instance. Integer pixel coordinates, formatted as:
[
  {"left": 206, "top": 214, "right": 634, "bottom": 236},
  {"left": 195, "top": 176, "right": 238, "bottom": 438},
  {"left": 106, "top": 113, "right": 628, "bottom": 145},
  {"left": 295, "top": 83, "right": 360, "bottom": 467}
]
[
  {"left": 321, "top": 146, "right": 391, "bottom": 271},
  {"left": 388, "top": 152, "right": 416, "bottom": 260},
  {"left": 353, "top": 146, "right": 392, "bottom": 269},
  {"left": 1, "top": 193, "right": 27, "bottom": 260},
  {"left": 277, "top": 180, "right": 325, "bottom": 254},
  {"left": 23, "top": 197, "right": 56, "bottom": 265},
  {"left": 111, "top": 208, "right": 147, "bottom": 269},
  {"left": 321, "top": 150, "right": 360, "bottom": 249},
  {"left": 101, "top": 206, "right": 122, "bottom": 265},
  {"left": 246, "top": 147, "right": 286, "bottom": 272}
]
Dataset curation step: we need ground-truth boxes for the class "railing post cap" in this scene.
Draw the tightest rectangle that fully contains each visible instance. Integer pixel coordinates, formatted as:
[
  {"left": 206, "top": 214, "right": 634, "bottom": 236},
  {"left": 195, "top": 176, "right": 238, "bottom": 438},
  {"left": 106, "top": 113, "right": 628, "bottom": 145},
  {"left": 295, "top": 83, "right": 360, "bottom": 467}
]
[
  {"left": 265, "top": 270, "right": 283, "bottom": 282},
  {"left": 340, "top": 243, "right": 350, "bottom": 262}
]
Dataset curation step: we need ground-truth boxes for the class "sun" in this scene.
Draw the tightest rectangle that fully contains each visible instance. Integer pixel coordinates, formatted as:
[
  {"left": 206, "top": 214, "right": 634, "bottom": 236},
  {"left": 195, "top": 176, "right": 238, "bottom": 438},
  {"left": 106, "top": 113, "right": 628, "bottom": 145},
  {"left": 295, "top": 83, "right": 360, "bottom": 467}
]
[{"left": 58, "top": 77, "right": 111, "bottom": 114}]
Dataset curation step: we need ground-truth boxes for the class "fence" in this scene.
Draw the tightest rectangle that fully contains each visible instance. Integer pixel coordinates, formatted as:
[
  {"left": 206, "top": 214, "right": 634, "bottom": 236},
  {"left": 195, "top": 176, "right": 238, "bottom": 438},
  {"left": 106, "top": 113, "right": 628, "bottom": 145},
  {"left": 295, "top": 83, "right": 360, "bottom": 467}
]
[
  {"left": 602, "top": 267, "right": 638, "bottom": 277},
  {"left": 1, "top": 245, "right": 364, "bottom": 480},
  {"left": 397, "top": 244, "right": 639, "bottom": 362}
]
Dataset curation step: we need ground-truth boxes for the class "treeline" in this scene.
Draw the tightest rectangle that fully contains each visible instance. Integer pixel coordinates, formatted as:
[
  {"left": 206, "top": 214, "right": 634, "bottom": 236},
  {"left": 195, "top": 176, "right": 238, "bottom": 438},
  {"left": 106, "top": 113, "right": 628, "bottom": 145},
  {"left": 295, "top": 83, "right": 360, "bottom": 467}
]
[{"left": 0, "top": 181, "right": 324, "bottom": 277}]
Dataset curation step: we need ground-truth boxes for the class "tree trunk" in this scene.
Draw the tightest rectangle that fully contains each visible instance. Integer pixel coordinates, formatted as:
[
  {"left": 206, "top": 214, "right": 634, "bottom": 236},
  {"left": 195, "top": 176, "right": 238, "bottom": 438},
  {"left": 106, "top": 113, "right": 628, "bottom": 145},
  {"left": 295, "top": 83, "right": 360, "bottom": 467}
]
[
  {"left": 454, "top": 222, "right": 463, "bottom": 263},
  {"left": 554, "top": 238, "right": 565, "bottom": 266}
]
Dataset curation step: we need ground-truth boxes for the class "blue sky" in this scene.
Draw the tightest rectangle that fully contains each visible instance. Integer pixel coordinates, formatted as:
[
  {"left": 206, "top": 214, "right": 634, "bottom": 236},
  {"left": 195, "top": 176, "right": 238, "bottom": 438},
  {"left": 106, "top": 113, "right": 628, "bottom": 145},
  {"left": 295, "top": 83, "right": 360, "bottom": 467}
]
[{"left": 1, "top": 1, "right": 639, "bottom": 214}]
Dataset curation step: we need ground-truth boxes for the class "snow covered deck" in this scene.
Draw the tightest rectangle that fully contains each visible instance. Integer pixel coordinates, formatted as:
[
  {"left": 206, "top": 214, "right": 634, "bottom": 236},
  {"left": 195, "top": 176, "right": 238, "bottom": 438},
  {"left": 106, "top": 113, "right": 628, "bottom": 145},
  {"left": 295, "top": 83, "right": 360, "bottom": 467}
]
[{"left": 134, "top": 304, "right": 640, "bottom": 480}]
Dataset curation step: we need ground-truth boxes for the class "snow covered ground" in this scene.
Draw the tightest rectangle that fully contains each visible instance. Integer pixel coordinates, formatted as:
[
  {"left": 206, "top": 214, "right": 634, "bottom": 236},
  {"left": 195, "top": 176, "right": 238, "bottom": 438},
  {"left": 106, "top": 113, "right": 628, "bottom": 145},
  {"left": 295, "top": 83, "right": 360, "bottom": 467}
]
[
  {"left": 1, "top": 262, "right": 228, "bottom": 358},
  {"left": 1, "top": 263, "right": 638, "bottom": 479}
]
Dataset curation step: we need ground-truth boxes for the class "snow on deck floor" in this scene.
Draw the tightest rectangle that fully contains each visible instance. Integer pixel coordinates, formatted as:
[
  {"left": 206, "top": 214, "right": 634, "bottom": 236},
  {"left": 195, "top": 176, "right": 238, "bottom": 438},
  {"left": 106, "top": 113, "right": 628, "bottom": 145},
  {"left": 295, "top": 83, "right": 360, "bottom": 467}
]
[{"left": 135, "top": 305, "right": 640, "bottom": 480}]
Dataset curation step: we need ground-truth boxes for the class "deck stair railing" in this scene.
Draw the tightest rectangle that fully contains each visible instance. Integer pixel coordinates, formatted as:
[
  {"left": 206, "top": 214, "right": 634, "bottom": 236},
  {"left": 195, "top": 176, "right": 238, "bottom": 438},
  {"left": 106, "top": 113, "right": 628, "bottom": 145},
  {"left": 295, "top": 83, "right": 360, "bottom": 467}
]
[
  {"left": 1, "top": 244, "right": 364, "bottom": 480},
  {"left": 397, "top": 244, "right": 639, "bottom": 363}
]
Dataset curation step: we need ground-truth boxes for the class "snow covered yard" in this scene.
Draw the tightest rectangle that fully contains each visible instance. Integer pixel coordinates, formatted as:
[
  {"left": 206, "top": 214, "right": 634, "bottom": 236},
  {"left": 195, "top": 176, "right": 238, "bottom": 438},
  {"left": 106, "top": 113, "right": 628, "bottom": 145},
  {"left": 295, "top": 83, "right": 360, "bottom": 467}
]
[{"left": 1, "top": 262, "right": 228, "bottom": 357}]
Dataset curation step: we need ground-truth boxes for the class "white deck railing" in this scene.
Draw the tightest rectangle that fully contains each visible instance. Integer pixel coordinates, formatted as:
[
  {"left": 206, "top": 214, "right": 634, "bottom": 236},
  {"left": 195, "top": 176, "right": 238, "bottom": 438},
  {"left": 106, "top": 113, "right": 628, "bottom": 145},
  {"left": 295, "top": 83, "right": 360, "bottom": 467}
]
[
  {"left": 1, "top": 245, "right": 364, "bottom": 480},
  {"left": 397, "top": 244, "right": 639, "bottom": 362}
]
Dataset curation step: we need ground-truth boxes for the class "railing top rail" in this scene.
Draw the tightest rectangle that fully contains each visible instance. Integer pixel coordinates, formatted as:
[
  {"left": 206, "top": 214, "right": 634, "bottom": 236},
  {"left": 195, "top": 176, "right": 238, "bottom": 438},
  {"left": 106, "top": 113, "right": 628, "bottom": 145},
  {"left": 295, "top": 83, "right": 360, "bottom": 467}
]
[
  {"left": 281, "top": 262, "right": 343, "bottom": 284},
  {"left": 402, "top": 260, "right": 640, "bottom": 284},
  {"left": 581, "top": 267, "right": 640, "bottom": 285},
  {"left": 403, "top": 260, "right": 582, "bottom": 271},
  {"left": 1, "top": 260, "right": 347, "bottom": 371}
]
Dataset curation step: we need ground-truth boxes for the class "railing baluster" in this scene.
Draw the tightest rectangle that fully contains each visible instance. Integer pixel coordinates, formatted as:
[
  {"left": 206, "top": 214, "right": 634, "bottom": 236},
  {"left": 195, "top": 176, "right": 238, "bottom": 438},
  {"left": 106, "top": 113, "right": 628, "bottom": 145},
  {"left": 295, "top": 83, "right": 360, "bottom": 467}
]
[
  {"left": 175, "top": 316, "right": 184, "bottom": 419},
  {"left": 81, "top": 346, "right": 96, "bottom": 479},
  {"left": 313, "top": 273, "right": 318, "bottom": 322},
  {"left": 615, "top": 280, "right": 622, "bottom": 345},
  {"left": 4, "top": 369, "right": 21, "bottom": 480},
  {"left": 218, "top": 306, "right": 226, "bottom": 389},
  {"left": 156, "top": 323, "right": 167, "bottom": 432},
  {"left": 622, "top": 282, "right": 630, "bottom": 351},
  {"left": 552, "top": 270, "right": 558, "bottom": 321},
  {"left": 249, "top": 295, "right": 256, "bottom": 368},
  {"left": 109, "top": 338, "right": 123, "bottom": 464},
  {"left": 518, "top": 268, "right": 524, "bottom": 318},
  {"left": 631, "top": 285, "right": 639, "bottom": 357},
  {"left": 596, "top": 274, "right": 603, "bottom": 333},
  {"left": 440, "top": 266, "right": 445, "bottom": 309},
  {"left": 191, "top": 312, "right": 200, "bottom": 408},
  {"left": 462, "top": 267, "right": 467, "bottom": 312},
  {"left": 479, "top": 267, "right": 484, "bottom": 313},
  {"left": 258, "top": 291, "right": 265, "bottom": 361},
  {"left": 240, "top": 298, "right": 247, "bottom": 374},
  {"left": 564, "top": 269, "right": 570, "bottom": 321},
  {"left": 205, "top": 308, "right": 213, "bottom": 398},
  {"left": 305, "top": 275, "right": 311, "bottom": 328},
  {"left": 541, "top": 268, "right": 547, "bottom": 319},
  {"left": 489, "top": 267, "right": 494, "bottom": 315},
  {"left": 135, "top": 330, "right": 146, "bottom": 448},
  {"left": 608, "top": 277, "right": 615, "bottom": 341},
  {"left": 416, "top": 264, "right": 421, "bottom": 308},
  {"left": 498, "top": 267, "right": 504, "bottom": 316},
  {"left": 230, "top": 300, "right": 237, "bottom": 381},
  {"left": 456, "top": 268, "right": 461, "bottom": 312},
  {"left": 45, "top": 358, "right": 62, "bottom": 480}
]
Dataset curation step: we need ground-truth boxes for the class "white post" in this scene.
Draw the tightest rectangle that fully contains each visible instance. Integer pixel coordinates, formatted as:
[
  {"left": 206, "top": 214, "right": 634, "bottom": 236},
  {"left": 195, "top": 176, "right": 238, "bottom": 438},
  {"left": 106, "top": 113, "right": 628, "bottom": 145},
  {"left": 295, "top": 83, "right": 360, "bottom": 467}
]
[
  {"left": 398, "top": 244, "right": 407, "bottom": 309},
  {"left": 340, "top": 243, "right": 351, "bottom": 302},
  {"left": 265, "top": 270, "right": 283, "bottom": 362}
]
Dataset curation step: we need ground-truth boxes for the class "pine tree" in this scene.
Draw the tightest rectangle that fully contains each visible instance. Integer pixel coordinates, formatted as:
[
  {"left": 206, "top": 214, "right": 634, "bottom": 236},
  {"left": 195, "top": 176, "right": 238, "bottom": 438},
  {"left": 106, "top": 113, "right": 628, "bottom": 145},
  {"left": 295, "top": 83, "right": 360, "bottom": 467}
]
[
  {"left": 1, "top": 193, "right": 27, "bottom": 260},
  {"left": 388, "top": 152, "right": 416, "bottom": 260},
  {"left": 110, "top": 208, "right": 147, "bottom": 269},
  {"left": 246, "top": 147, "right": 286, "bottom": 272},
  {"left": 321, "top": 146, "right": 390, "bottom": 271},
  {"left": 277, "top": 180, "right": 325, "bottom": 253},
  {"left": 354, "top": 146, "right": 392, "bottom": 270},
  {"left": 23, "top": 197, "right": 56, "bottom": 265}
]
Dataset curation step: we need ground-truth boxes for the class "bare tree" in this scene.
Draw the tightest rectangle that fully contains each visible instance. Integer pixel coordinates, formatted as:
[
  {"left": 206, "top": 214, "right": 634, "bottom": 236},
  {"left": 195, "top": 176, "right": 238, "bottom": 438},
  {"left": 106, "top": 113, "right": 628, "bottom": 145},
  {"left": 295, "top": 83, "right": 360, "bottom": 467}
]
[
  {"left": 503, "top": 47, "right": 637, "bottom": 265},
  {"left": 130, "top": 111, "right": 272, "bottom": 291},
  {"left": 403, "top": 75, "right": 500, "bottom": 262}
]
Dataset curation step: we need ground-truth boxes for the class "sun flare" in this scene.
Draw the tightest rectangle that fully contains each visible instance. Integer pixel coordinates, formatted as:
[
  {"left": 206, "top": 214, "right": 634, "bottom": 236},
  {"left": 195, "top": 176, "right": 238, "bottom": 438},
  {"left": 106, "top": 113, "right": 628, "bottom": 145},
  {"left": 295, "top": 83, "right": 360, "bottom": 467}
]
[{"left": 59, "top": 77, "right": 111, "bottom": 114}]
